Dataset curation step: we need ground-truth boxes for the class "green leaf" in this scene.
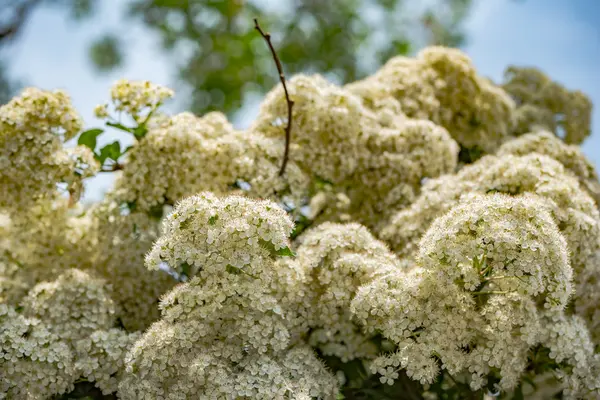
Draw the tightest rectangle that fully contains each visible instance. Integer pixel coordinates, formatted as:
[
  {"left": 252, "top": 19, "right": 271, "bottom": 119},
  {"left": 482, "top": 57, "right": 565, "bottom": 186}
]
[
  {"left": 98, "top": 141, "right": 122, "bottom": 164},
  {"left": 180, "top": 262, "right": 192, "bottom": 278},
  {"left": 208, "top": 215, "right": 219, "bottom": 225},
  {"left": 392, "top": 39, "right": 411, "bottom": 55},
  {"left": 513, "top": 385, "right": 524, "bottom": 400},
  {"left": 77, "top": 128, "right": 103, "bottom": 151},
  {"left": 226, "top": 264, "right": 242, "bottom": 275},
  {"left": 522, "top": 375, "right": 537, "bottom": 390},
  {"left": 148, "top": 204, "right": 164, "bottom": 220},
  {"left": 225, "top": 264, "right": 258, "bottom": 279},
  {"left": 291, "top": 213, "right": 312, "bottom": 239},
  {"left": 133, "top": 125, "right": 148, "bottom": 138},
  {"left": 259, "top": 239, "right": 296, "bottom": 257},
  {"left": 275, "top": 246, "right": 295, "bottom": 257},
  {"left": 314, "top": 175, "right": 334, "bottom": 190},
  {"left": 123, "top": 201, "right": 137, "bottom": 213},
  {"left": 106, "top": 121, "right": 133, "bottom": 133}
]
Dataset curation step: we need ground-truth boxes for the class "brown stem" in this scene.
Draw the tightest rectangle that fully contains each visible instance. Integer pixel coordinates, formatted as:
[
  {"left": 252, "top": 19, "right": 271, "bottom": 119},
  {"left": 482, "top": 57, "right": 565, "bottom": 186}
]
[
  {"left": 254, "top": 18, "right": 294, "bottom": 176},
  {"left": 100, "top": 163, "right": 123, "bottom": 172}
]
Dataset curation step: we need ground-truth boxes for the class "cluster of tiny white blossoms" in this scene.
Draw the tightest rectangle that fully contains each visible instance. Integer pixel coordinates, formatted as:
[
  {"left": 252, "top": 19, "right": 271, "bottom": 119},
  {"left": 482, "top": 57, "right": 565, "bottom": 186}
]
[
  {"left": 379, "top": 152, "right": 600, "bottom": 348},
  {"left": 381, "top": 153, "right": 600, "bottom": 269},
  {"left": 0, "top": 269, "right": 135, "bottom": 399},
  {"left": 0, "top": 88, "right": 98, "bottom": 210},
  {"left": 22, "top": 269, "right": 116, "bottom": 342},
  {"left": 294, "top": 222, "right": 400, "bottom": 362},
  {"left": 103, "top": 79, "right": 174, "bottom": 121},
  {"left": 254, "top": 74, "right": 368, "bottom": 184},
  {"left": 502, "top": 66, "right": 592, "bottom": 144},
  {"left": 347, "top": 117, "right": 458, "bottom": 228},
  {"left": 0, "top": 304, "right": 76, "bottom": 399},
  {"left": 1, "top": 44, "right": 599, "bottom": 400},
  {"left": 538, "top": 312, "right": 600, "bottom": 399},
  {"left": 111, "top": 110, "right": 311, "bottom": 213},
  {"left": 111, "top": 111, "right": 241, "bottom": 211},
  {"left": 120, "top": 194, "right": 339, "bottom": 399},
  {"left": 109, "top": 71, "right": 459, "bottom": 231},
  {"left": 75, "top": 328, "right": 142, "bottom": 395},
  {"left": 353, "top": 194, "right": 599, "bottom": 396},
  {"left": 346, "top": 46, "right": 516, "bottom": 153},
  {"left": 252, "top": 72, "right": 460, "bottom": 228},
  {"left": 0, "top": 197, "right": 96, "bottom": 302},
  {"left": 497, "top": 131, "right": 600, "bottom": 204},
  {"left": 575, "top": 248, "right": 600, "bottom": 342},
  {"left": 83, "top": 197, "right": 177, "bottom": 331},
  {"left": 146, "top": 192, "right": 294, "bottom": 276},
  {"left": 418, "top": 193, "right": 572, "bottom": 309}
]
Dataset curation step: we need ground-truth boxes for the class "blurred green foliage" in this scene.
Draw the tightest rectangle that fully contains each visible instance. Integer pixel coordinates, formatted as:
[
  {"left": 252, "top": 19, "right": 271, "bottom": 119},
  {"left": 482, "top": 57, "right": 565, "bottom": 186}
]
[
  {"left": 0, "top": 60, "right": 19, "bottom": 104},
  {"left": 119, "top": 0, "right": 473, "bottom": 116},
  {"left": 0, "top": 0, "right": 473, "bottom": 114},
  {"left": 88, "top": 34, "right": 124, "bottom": 72}
]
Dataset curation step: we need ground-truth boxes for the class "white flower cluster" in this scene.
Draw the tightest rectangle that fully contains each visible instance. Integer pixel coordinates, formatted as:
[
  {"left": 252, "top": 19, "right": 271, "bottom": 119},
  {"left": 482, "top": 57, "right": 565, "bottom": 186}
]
[
  {"left": 105, "top": 79, "right": 174, "bottom": 121},
  {"left": 294, "top": 222, "right": 400, "bottom": 361},
  {"left": 575, "top": 249, "right": 600, "bottom": 342},
  {"left": 539, "top": 313, "right": 600, "bottom": 399},
  {"left": 347, "top": 46, "right": 516, "bottom": 152},
  {"left": 0, "top": 193, "right": 176, "bottom": 333},
  {"left": 146, "top": 192, "right": 294, "bottom": 276},
  {"left": 75, "top": 328, "right": 141, "bottom": 395},
  {"left": 0, "top": 253, "right": 29, "bottom": 304},
  {"left": 497, "top": 131, "right": 600, "bottom": 204},
  {"left": 255, "top": 74, "right": 369, "bottom": 184},
  {"left": 502, "top": 66, "right": 592, "bottom": 144},
  {"left": 1, "top": 44, "right": 599, "bottom": 399},
  {"left": 380, "top": 152, "right": 600, "bottom": 349},
  {"left": 253, "top": 73, "right": 459, "bottom": 227},
  {"left": 0, "top": 269, "right": 135, "bottom": 399},
  {"left": 112, "top": 110, "right": 311, "bottom": 213},
  {"left": 22, "top": 269, "right": 116, "bottom": 341},
  {"left": 121, "top": 194, "right": 339, "bottom": 399},
  {"left": 108, "top": 69, "right": 459, "bottom": 231},
  {"left": 419, "top": 193, "right": 572, "bottom": 308},
  {"left": 0, "top": 198, "right": 95, "bottom": 302},
  {"left": 381, "top": 153, "right": 600, "bottom": 271},
  {"left": 354, "top": 194, "right": 600, "bottom": 396},
  {"left": 0, "top": 88, "right": 98, "bottom": 210},
  {"left": 84, "top": 198, "right": 177, "bottom": 331},
  {"left": 0, "top": 304, "right": 75, "bottom": 399}
]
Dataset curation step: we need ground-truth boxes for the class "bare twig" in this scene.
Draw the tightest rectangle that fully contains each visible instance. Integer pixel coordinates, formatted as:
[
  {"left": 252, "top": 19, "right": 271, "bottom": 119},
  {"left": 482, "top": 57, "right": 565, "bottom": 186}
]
[
  {"left": 100, "top": 163, "right": 123, "bottom": 172},
  {"left": 0, "top": 0, "right": 41, "bottom": 44},
  {"left": 254, "top": 18, "right": 294, "bottom": 176}
]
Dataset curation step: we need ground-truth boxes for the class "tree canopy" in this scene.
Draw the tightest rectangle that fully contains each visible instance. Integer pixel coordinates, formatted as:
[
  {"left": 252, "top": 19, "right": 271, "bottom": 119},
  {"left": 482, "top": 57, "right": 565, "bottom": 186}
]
[{"left": 0, "top": 0, "right": 473, "bottom": 114}]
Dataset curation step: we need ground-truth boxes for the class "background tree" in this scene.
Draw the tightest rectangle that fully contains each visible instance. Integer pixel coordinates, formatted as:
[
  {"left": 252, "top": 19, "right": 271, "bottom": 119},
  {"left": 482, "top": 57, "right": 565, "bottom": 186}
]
[
  {"left": 0, "top": 0, "right": 97, "bottom": 104},
  {"left": 0, "top": 0, "right": 474, "bottom": 114},
  {"left": 0, "top": 60, "right": 18, "bottom": 104}
]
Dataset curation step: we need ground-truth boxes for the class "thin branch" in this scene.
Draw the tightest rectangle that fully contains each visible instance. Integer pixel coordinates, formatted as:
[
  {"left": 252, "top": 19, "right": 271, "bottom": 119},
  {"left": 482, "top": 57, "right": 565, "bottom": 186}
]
[
  {"left": 100, "top": 163, "right": 123, "bottom": 172},
  {"left": 0, "top": 0, "right": 41, "bottom": 44},
  {"left": 471, "top": 290, "right": 514, "bottom": 296},
  {"left": 254, "top": 18, "right": 294, "bottom": 176}
]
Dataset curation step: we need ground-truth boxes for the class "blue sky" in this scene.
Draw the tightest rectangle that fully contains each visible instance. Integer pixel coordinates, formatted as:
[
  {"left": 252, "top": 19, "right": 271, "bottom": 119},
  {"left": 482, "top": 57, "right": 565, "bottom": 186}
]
[{"left": 5, "top": 0, "right": 599, "bottom": 201}]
